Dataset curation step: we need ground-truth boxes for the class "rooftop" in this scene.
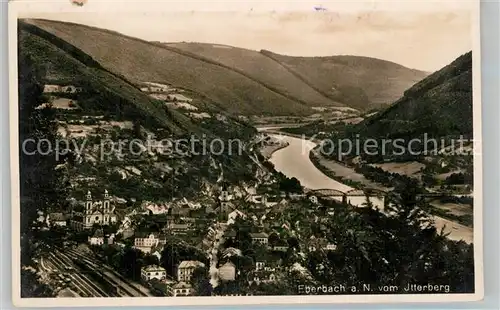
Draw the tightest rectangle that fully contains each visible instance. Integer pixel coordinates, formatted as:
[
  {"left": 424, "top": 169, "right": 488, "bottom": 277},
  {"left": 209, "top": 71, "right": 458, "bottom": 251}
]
[
  {"left": 142, "top": 265, "right": 166, "bottom": 272},
  {"left": 224, "top": 230, "right": 237, "bottom": 238},
  {"left": 92, "top": 229, "right": 104, "bottom": 238},
  {"left": 250, "top": 232, "right": 269, "bottom": 239},
  {"left": 220, "top": 261, "right": 236, "bottom": 269},
  {"left": 49, "top": 213, "right": 66, "bottom": 222},
  {"left": 134, "top": 232, "right": 166, "bottom": 239},
  {"left": 178, "top": 260, "right": 205, "bottom": 269},
  {"left": 173, "top": 282, "right": 192, "bottom": 289},
  {"left": 168, "top": 223, "right": 190, "bottom": 230}
]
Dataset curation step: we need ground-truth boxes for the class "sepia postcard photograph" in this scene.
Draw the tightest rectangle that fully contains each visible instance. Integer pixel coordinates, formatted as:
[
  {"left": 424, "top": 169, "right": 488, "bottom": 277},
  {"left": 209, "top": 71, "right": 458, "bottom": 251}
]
[{"left": 9, "top": 0, "right": 483, "bottom": 307}]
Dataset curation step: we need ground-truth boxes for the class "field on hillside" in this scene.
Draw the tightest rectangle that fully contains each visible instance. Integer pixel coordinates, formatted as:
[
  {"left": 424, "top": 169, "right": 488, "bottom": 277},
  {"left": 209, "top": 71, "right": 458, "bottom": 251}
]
[
  {"left": 167, "top": 42, "right": 338, "bottom": 108},
  {"left": 263, "top": 51, "right": 428, "bottom": 111}
]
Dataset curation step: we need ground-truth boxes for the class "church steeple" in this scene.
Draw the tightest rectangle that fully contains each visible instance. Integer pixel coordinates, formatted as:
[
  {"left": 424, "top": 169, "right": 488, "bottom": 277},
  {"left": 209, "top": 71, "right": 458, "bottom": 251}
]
[
  {"left": 103, "top": 189, "right": 110, "bottom": 213},
  {"left": 86, "top": 191, "right": 92, "bottom": 214}
]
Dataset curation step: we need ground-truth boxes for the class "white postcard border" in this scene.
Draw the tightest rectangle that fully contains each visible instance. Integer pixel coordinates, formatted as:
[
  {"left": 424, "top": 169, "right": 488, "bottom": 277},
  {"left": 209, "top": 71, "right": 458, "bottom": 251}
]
[{"left": 9, "top": 0, "right": 484, "bottom": 307}]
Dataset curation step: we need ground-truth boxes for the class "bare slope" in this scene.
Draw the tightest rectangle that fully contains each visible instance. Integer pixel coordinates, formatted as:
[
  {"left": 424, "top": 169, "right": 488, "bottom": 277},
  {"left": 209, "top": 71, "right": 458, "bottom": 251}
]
[
  {"left": 166, "top": 42, "right": 340, "bottom": 108},
  {"left": 22, "top": 19, "right": 312, "bottom": 116},
  {"left": 262, "top": 51, "right": 429, "bottom": 111}
]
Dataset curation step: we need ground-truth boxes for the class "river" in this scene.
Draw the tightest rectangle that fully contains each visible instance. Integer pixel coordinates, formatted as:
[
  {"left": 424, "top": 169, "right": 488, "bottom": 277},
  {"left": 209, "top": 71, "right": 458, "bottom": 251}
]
[
  {"left": 268, "top": 135, "right": 352, "bottom": 192},
  {"left": 268, "top": 134, "right": 473, "bottom": 244}
]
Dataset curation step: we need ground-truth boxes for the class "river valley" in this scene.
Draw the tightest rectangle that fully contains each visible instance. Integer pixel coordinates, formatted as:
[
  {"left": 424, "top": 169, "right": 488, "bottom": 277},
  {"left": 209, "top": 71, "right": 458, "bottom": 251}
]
[{"left": 266, "top": 134, "right": 474, "bottom": 244}]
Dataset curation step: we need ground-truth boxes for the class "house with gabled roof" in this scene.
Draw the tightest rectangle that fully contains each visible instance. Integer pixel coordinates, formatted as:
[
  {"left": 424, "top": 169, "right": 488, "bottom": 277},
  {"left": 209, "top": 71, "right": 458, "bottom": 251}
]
[
  {"left": 47, "top": 212, "right": 67, "bottom": 227},
  {"left": 219, "top": 261, "right": 236, "bottom": 282},
  {"left": 165, "top": 223, "right": 191, "bottom": 235},
  {"left": 141, "top": 265, "right": 167, "bottom": 282},
  {"left": 248, "top": 270, "right": 278, "bottom": 285},
  {"left": 134, "top": 232, "right": 167, "bottom": 253},
  {"left": 227, "top": 209, "right": 246, "bottom": 225},
  {"left": 88, "top": 229, "right": 104, "bottom": 245},
  {"left": 177, "top": 260, "right": 205, "bottom": 282},
  {"left": 172, "top": 282, "right": 193, "bottom": 296},
  {"left": 249, "top": 232, "right": 269, "bottom": 245}
]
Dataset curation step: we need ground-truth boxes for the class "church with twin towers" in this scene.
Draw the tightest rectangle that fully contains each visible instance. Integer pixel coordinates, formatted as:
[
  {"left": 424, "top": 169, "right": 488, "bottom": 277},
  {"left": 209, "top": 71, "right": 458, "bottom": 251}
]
[{"left": 83, "top": 189, "right": 118, "bottom": 229}]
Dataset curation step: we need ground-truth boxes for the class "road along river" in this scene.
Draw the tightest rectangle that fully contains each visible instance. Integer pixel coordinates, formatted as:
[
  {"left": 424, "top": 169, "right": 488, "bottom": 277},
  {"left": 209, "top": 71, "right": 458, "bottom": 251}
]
[{"left": 268, "top": 134, "right": 473, "bottom": 244}]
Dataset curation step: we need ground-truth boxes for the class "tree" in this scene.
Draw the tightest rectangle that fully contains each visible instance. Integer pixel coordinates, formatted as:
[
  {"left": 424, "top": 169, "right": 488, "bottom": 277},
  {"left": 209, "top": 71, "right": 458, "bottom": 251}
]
[
  {"left": 279, "top": 176, "right": 303, "bottom": 193},
  {"left": 190, "top": 266, "right": 212, "bottom": 296},
  {"left": 120, "top": 247, "right": 144, "bottom": 281},
  {"left": 18, "top": 51, "right": 69, "bottom": 297},
  {"left": 308, "top": 178, "right": 474, "bottom": 293},
  {"left": 143, "top": 253, "right": 160, "bottom": 266},
  {"left": 381, "top": 179, "right": 449, "bottom": 287},
  {"left": 132, "top": 120, "right": 143, "bottom": 139},
  {"left": 267, "top": 232, "right": 280, "bottom": 248},
  {"left": 160, "top": 238, "right": 208, "bottom": 276},
  {"left": 445, "top": 172, "right": 468, "bottom": 185},
  {"left": 230, "top": 255, "right": 254, "bottom": 276},
  {"left": 287, "top": 236, "right": 300, "bottom": 250},
  {"left": 21, "top": 268, "right": 54, "bottom": 298}
]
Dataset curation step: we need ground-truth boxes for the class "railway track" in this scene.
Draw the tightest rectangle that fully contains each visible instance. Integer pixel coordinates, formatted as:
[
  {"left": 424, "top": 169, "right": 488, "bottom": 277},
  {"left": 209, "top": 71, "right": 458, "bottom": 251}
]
[
  {"left": 45, "top": 251, "right": 109, "bottom": 297},
  {"left": 61, "top": 248, "right": 150, "bottom": 297}
]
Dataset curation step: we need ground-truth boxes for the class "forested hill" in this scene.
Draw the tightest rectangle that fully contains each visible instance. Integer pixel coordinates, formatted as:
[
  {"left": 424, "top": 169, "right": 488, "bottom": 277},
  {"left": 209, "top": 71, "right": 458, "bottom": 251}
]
[{"left": 352, "top": 51, "right": 473, "bottom": 139}]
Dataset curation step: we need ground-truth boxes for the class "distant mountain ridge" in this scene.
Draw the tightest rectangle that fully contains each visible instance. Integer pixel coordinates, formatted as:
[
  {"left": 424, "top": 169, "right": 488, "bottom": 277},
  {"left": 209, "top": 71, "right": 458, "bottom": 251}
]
[{"left": 23, "top": 18, "right": 428, "bottom": 115}]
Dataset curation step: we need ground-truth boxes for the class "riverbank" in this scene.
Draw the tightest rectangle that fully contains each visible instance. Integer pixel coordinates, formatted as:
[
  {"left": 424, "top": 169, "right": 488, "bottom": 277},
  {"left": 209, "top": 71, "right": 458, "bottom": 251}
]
[
  {"left": 308, "top": 147, "right": 387, "bottom": 191},
  {"left": 259, "top": 142, "right": 289, "bottom": 159}
]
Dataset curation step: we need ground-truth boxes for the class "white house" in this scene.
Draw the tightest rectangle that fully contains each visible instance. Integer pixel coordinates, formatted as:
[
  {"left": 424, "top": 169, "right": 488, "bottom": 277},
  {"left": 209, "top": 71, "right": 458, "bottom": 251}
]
[
  {"left": 141, "top": 265, "right": 167, "bottom": 282},
  {"left": 309, "top": 195, "right": 319, "bottom": 204},
  {"left": 250, "top": 232, "right": 268, "bottom": 245},
  {"left": 43, "top": 84, "right": 61, "bottom": 93},
  {"left": 219, "top": 262, "right": 236, "bottom": 282},
  {"left": 177, "top": 260, "right": 205, "bottom": 282},
  {"left": 43, "top": 84, "right": 82, "bottom": 94},
  {"left": 324, "top": 243, "right": 337, "bottom": 251},
  {"left": 172, "top": 282, "right": 193, "bottom": 297},
  {"left": 255, "top": 261, "right": 265, "bottom": 271},
  {"left": 251, "top": 271, "right": 277, "bottom": 285},
  {"left": 47, "top": 213, "right": 67, "bottom": 227},
  {"left": 227, "top": 209, "right": 246, "bottom": 225},
  {"left": 134, "top": 232, "right": 167, "bottom": 253},
  {"left": 88, "top": 229, "right": 104, "bottom": 246}
]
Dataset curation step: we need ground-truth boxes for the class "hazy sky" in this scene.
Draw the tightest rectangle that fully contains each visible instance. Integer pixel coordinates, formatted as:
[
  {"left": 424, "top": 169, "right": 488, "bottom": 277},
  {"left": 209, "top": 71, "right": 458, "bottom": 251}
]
[{"left": 18, "top": 1, "right": 475, "bottom": 72}]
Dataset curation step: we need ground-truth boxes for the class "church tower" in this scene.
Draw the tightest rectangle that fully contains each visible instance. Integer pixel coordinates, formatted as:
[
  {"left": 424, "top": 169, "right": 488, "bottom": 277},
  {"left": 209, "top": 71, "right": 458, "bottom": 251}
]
[
  {"left": 86, "top": 191, "right": 93, "bottom": 214},
  {"left": 103, "top": 189, "right": 110, "bottom": 214}
]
